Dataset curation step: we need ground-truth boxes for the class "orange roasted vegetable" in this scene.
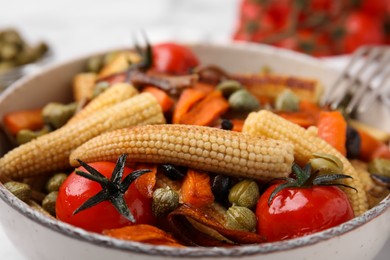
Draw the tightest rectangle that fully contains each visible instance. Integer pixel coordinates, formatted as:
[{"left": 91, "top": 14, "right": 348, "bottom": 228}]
[
  {"left": 358, "top": 129, "right": 390, "bottom": 161},
  {"left": 317, "top": 111, "right": 347, "bottom": 156},
  {"left": 3, "top": 108, "right": 44, "bottom": 136},
  {"left": 142, "top": 86, "right": 174, "bottom": 113},
  {"left": 172, "top": 88, "right": 207, "bottom": 124},
  {"left": 179, "top": 90, "right": 229, "bottom": 126},
  {"left": 135, "top": 164, "right": 157, "bottom": 198},
  {"left": 181, "top": 169, "right": 214, "bottom": 208},
  {"left": 103, "top": 224, "right": 184, "bottom": 247}
]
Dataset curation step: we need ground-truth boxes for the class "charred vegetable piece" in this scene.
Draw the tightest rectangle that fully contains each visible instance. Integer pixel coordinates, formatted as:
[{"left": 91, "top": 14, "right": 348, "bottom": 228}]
[
  {"left": 158, "top": 164, "right": 187, "bottom": 181},
  {"left": 211, "top": 175, "right": 231, "bottom": 205},
  {"left": 346, "top": 126, "right": 361, "bottom": 159}
]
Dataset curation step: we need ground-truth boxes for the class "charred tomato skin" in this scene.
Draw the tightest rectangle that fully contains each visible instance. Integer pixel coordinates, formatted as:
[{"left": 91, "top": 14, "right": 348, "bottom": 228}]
[
  {"left": 56, "top": 162, "right": 155, "bottom": 233},
  {"left": 256, "top": 183, "right": 354, "bottom": 242}
]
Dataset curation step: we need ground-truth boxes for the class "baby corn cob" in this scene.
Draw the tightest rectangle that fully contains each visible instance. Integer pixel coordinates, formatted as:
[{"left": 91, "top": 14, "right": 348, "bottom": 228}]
[
  {"left": 68, "top": 83, "right": 138, "bottom": 124},
  {"left": 69, "top": 125, "right": 294, "bottom": 182},
  {"left": 242, "top": 110, "right": 368, "bottom": 216},
  {"left": 0, "top": 93, "right": 165, "bottom": 179}
]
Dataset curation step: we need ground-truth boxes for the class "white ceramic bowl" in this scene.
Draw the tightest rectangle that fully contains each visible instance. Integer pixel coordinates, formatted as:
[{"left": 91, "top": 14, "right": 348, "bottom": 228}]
[{"left": 0, "top": 42, "right": 389, "bottom": 260}]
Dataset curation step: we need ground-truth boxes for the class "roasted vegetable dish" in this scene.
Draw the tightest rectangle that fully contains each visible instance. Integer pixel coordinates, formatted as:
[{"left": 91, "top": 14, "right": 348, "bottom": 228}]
[{"left": 0, "top": 40, "right": 389, "bottom": 247}]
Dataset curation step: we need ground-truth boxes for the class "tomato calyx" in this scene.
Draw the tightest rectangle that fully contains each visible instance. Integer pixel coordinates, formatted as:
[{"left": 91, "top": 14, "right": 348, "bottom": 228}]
[
  {"left": 268, "top": 162, "right": 356, "bottom": 206},
  {"left": 73, "top": 154, "right": 151, "bottom": 222}
]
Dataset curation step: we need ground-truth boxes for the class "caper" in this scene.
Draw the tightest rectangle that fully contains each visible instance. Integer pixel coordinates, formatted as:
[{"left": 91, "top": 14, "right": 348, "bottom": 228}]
[
  {"left": 228, "top": 179, "right": 259, "bottom": 208},
  {"left": 310, "top": 153, "right": 344, "bottom": 175},
  {"left": 228, "top": 89, "right": 260, "bottom": 112},
  {"left": 16, "top": 127, "right": 50, "bottom": 145},
  {"left": 216, "top": 80, "right": 243, "bottom": 98},
  {"left": 46, "top": 173, "right": 68, "bottom": 192},
  {"left": 0, "top": 29, "right": 23, "bottom": 45},
  {"left": 226, "top": 205, "right": 257, "bottom": 232},
  {"left": 0, "top": 43, "right": 18, "bottom": 60},
  {"left": 42, "top": 102, "right": 78, "bottom": 129},
  {"left": 368, "top": 159, "right": 390, "bottom": 178},
  {"left": 152, "top": 187, "right": 179, "bottom": 217},
  {"left": 274, "top": 89, "right": 300, "bottom": 111},
  {"left": 4, "top": 181, "right": 31, "bottom": 202},
  {"left": 42, "top": 191, "right": 58, "bottom": 216}
]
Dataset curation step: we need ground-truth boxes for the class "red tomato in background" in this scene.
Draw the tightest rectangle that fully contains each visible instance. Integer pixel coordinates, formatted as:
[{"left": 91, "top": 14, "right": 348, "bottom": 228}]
[
  {"left": 152, "top": 43, "right": 199, "bottom": 75},
  {"left": 256, "top": 183, "right": 354, "bottom": 242},
  {"left": 360, "top": 0, "right": 388, "bottom": 16},
  {"left": 342, "top": 11, "right": 384, "bottom": 53},
  {"left": 56, "top": 162, "right": 155, "bottom": 233}
]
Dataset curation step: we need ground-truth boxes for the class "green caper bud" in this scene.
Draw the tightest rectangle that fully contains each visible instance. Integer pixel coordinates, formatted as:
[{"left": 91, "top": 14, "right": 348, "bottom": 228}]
[
  {"left": 310, "top": 153, "right": 344, "bottom": 175},
  {"left": 228, "top": 89, "right": 260, "bottom": 112},
  {"left": 216, "top": 80, "right": 243, "bottom": 98},
  {"left": 46, "top": 173, "right": 68, "bottom": 192},
  {"left": 274, "top": 89, "right": 300, "bottom": 112},
  {"left": 152, "top": 187, "right": 179, "bottom": 217},
  {"left": 42, "top": 191, "right": 58, "bottom": 216},
  {"left": 92, "top": 81, "right": 110, "bottom": 98},
  {"left": 228, "top": 180, "right": 259, "bottom": 208},
  {"left": 368, "top": 159, "right": 390, "bottom": 178},
  {"left": 16, "top": 127, "right": 50, "bottom": 145},
  {"left": 4, "top": 181, "right": 32, "bottom": 202},
  {"left": 42, "top": 102, "right": 78, "bottom": 129},
  {"left": 226, "top": 205, "right": 257, "bottom": 232},
  {"left": 87, "top": 56, "right": 104, "bottom": 73}
]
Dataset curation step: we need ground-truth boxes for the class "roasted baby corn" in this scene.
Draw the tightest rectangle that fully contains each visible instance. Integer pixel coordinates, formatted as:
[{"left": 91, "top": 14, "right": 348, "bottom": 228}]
[
  {"left": 243, "top": 110, "right": 368, "bottom": 216},
  {"left": 0, "top": 93, "right": 165, "bottom": 179},
  {"left": 70, "top": 125, "right": 294, "bottom": 181},
  {"left": 68, "top": 83, "right": 138, "bottom": 124}
]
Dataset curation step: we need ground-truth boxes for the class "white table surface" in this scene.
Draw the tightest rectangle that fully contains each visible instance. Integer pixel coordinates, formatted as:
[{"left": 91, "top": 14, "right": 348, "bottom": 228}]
[{"left": 0, "top": 1, "right": 389, "bottom": 259}]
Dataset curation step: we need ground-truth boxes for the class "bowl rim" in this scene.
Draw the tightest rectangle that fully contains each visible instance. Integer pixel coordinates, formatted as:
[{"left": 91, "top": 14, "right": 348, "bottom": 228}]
[{"left": 0, "top": 41, "right": 389, "bottom": 257}]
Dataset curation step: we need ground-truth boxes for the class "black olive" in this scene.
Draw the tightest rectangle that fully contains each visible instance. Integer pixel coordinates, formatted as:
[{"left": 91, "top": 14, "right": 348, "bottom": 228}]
[
  {"left": 221, "top": 119, "right": 233, "bottom": 130},
  {"left": 158, "top": 164, "right": 187, "bottom": 180},
  {"left": 211, "top": 175, "right": 231, "bottom": 205},
  {"left": 346, "top": 125, "right": 361, "bottom": 159}
]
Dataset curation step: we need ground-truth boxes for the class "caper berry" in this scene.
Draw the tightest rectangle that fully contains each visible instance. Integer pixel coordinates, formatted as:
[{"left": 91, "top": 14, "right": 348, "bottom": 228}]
[
  {"left": 228, "top": 89, "right": 260, "bottom": 112},
  {"left": 42, "top": 102, "right": 78, "bottom": 129},
  {"left": 216, "top": 80, "right": 243, "bottom": 98},
  {"left": 274, "top": 89, "right": 300, "bottom": 112},
  {"left": 16, "top": 126, "right": 50, "bottom": 145},
  {"left": 4, "top": 181, "right": 31, "bottom": 202},
  {"left": 226, "top": 205, "right": 257, "bottom": 232},
  {"left": 310, "top": 153, "right": 344, "bottom": 175},
  {"left": 46, "top": 173, "right": 68, "bottom": 192},
  {"left": 228, "top": 179, "right": 259, "bottom": 208},
  {"left": 152, "top": 187, "right": 179, "bottom": 217},
  {"left": 42, "top": 191, "right": 58, "bottom": 216}
]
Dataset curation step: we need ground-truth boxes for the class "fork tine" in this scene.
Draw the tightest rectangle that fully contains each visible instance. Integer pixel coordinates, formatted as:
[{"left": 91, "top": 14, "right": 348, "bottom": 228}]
[
  {"left": 322, "top": 46, "right": 369, "bottom": 107},
  {"left": 346, "top": 49, "right": 390, "bottom": 114}
]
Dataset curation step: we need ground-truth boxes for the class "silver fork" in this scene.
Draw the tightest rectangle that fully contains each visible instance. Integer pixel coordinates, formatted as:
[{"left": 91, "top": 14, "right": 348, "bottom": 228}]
[{"left": 322, "top": 45, "right": 390, "bottom": 115}]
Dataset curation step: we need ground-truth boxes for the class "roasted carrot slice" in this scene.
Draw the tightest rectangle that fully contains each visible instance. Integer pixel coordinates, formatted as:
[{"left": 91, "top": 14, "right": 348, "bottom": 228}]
[
  {"left": 103, "top": 224, "right": 184, "bottom": 247},
  {"left": 179, "top": 91, "right": 229, "bottom": 126},
  {"left": 317, "top": 111, "right": 347, "bottom": 156},
  {"left": 231, "top": 118, "right": 245, "bottom": 132},
  {"left": 181, "top": 169, "right": 214, "bottom": 208},
  {"left": 193, "top": 82, "right": 215, "bottom": 94},
  {"left": 135, "top": 163, "right": 157, "bottom": 198},
  {"left": 357, "top": 129, "right": 389, "bottom": 161},
  {"left": 142, "top": 86, "right": 174, "bottom": 113},
  {"left": 172, "top": 88, "right": 207, "bottom": 124},
  {"left": 3, "top": 108, "right": 44, "bottom": 136}
]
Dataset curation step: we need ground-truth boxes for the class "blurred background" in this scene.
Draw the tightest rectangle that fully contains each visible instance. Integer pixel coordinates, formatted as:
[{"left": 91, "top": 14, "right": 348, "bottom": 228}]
[{"left": 0, "top": 0, "right": 389, "bottom": 259}]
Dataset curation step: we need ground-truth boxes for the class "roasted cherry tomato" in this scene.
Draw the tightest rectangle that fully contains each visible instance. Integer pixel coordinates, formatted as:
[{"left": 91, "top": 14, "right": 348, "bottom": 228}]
[
  {"left": 56, "top": 162, "right": 155, "bottom": 233},
  {"left": 152, "top": 43, "right": 199, "bottom": 75},
  {"left": 256, "top": 183, "right": 354, "bottom": 242}
]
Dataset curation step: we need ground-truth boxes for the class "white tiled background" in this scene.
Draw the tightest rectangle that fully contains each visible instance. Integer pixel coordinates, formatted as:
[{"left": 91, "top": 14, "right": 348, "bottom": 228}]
[{"left": 0, "top": 1, "right": 388, "bottom": 259}]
